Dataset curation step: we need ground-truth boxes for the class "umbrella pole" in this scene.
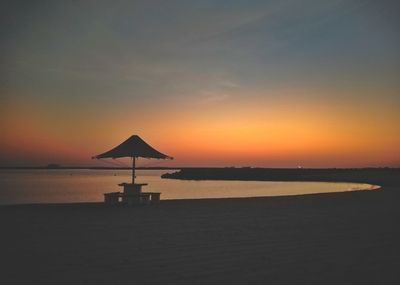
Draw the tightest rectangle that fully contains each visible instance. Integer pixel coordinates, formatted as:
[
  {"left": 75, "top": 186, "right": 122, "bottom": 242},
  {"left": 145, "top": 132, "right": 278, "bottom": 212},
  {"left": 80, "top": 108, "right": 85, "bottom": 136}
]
[{"left": 132, "top": 157, "right": 136, "bottom": 184}]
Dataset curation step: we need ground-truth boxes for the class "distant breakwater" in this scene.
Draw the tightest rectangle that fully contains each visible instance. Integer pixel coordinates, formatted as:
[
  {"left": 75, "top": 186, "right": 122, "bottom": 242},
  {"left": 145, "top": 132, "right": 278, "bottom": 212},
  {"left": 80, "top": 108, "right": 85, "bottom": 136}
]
[{"left": 161, "top": 167, "right": 399, "bottom": 187}]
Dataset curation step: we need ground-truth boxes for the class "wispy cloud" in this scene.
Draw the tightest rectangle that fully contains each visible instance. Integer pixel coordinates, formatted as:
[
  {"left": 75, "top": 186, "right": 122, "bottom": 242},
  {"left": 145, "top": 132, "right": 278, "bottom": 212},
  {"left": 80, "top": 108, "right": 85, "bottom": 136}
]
[
  {"left": 199, "top": 91, "right": 231, "bottom": 104},
  {"left": 219, "top": 80, "right": 239, "bottom": 88}
]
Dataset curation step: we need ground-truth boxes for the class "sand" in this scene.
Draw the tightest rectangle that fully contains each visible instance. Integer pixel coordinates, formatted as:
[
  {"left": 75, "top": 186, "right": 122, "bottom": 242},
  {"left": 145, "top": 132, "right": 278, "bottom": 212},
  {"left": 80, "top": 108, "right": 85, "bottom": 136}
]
[{"left": 0, "top": 169, "right": 399, "bottom": 284}]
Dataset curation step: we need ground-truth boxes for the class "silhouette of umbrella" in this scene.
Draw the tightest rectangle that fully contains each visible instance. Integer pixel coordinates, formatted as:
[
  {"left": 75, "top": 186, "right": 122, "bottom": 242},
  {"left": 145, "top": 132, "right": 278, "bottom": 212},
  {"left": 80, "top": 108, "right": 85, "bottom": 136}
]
[{"left": 93, "top": 135, "right": 173, "bottom": 184}]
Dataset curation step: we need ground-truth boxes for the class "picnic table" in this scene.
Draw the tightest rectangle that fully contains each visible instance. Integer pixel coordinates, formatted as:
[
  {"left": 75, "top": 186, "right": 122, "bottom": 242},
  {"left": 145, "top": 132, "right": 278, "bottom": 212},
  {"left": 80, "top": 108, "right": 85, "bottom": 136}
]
[{"left": 104, "top": 183, "right": 160, "bottom": 205}]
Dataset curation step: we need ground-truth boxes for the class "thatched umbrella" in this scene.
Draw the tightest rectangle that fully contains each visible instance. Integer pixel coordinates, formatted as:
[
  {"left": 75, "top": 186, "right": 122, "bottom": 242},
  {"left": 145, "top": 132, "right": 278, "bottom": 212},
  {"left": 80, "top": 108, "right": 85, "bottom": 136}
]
[{"left": 93, "top": 135, "right": 173, "bottom": 184}]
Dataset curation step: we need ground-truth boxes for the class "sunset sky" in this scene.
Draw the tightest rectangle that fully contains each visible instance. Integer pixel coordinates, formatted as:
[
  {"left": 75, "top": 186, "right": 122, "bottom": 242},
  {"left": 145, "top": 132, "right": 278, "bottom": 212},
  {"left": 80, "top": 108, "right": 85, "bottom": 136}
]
[{"left": 1, "top": 0, "right": 399, "bottom": 167}]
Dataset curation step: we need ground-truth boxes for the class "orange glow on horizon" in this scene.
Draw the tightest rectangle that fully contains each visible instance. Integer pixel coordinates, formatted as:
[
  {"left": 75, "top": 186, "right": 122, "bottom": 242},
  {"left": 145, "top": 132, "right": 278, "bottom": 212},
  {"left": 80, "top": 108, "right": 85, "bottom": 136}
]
[{"left": 1, "top": 87, "right": 399, "bottom": 167}]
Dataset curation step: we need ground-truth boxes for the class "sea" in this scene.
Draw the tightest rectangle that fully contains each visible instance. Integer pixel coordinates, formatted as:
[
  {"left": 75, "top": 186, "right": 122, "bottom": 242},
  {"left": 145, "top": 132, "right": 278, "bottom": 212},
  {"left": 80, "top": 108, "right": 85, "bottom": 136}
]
[{"left": 0, "top": 169, "right": 377, "bottom": 205}]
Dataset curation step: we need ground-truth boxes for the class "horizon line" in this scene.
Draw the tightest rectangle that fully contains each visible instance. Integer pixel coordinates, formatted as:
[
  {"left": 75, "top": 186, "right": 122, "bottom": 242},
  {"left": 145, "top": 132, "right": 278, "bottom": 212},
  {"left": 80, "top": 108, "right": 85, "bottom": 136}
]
[{"left": 0, "top": 166, "right": 398, "bottom": 170}]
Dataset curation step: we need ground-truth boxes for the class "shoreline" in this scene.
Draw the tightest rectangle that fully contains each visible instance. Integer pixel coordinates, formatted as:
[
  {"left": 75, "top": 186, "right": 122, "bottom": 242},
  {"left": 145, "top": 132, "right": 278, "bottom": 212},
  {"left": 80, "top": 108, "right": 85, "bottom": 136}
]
[
  {"left": 0, "top": 178, "right": 381, "bottom": 208},
  {"left": 0, "top": 184, "right": 381, "bottom": 208}
]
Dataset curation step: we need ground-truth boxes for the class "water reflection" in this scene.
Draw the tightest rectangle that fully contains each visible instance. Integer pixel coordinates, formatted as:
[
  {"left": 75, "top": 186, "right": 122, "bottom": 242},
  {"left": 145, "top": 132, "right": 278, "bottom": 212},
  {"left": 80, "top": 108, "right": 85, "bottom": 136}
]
[{"left": 0, "top": 170, "right": 377, "bottom": 205}]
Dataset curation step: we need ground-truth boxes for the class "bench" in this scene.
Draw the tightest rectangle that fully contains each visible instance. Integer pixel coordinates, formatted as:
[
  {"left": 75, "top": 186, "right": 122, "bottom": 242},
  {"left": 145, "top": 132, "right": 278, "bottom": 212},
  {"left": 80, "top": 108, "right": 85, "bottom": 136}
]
[
  {"left": 104, "top": 192, "right": 161, "bottom": 205},
  {"left": 104, "top": 192, "right": 121, "bottom": 205}
]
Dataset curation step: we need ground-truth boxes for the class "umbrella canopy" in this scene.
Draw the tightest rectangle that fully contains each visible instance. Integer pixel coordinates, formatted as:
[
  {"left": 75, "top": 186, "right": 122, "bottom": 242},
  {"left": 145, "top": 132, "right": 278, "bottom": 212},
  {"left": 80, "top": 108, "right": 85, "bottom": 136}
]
[
  {"left": 93, "top": 135, "right": 172, "bottom": 159},
  {"left": 93, "top": 135, "right": 172, "bottom": 184}
]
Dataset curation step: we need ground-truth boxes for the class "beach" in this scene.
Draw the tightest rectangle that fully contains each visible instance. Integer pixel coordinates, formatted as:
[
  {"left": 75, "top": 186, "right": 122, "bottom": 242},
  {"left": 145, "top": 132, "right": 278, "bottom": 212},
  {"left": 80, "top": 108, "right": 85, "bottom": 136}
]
[
  {"left": 3, "top": 0, "right": 399, "bottom": 283},
  {"left": 1, "top": 168, "right": 399, "bottom": 284}
]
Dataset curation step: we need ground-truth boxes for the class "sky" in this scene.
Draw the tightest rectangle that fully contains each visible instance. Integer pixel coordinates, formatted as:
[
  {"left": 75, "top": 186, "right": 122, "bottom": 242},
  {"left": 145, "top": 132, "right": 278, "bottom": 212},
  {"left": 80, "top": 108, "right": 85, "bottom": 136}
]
[{"left": 1, "top": 0, "right": 399, "bottom": 168}]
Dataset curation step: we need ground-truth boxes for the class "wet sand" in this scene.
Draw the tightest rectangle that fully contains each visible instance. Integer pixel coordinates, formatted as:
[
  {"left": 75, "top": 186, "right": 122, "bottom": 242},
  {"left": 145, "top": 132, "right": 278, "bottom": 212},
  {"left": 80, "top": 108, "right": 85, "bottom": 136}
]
[{"left": 0, "top": 168, "right": 399, "bottom": 284}]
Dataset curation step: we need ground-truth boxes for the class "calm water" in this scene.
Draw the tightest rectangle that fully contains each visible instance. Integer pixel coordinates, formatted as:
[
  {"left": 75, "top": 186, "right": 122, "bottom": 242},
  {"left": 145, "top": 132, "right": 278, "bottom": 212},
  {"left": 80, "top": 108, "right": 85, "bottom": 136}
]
[{"left": 0, "top": 170, "right": 377, "bottom": 205}]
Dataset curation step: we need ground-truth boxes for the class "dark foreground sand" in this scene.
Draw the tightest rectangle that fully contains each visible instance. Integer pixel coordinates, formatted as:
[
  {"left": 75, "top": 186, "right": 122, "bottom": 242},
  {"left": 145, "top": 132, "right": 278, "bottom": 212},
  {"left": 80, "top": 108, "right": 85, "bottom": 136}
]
[{"left": 1, "top": 169, "right": 399, "bottom": 285}]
